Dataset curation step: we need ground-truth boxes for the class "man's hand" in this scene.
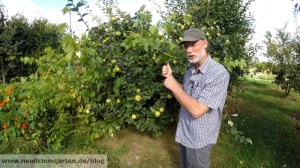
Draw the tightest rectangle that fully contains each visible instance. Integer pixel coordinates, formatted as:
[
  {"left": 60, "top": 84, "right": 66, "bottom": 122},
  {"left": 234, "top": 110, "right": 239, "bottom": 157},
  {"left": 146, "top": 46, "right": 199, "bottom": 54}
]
[
  {"left": 162, "top": 63, "right": 172, "bottom": 78},
  {"left": 162, "top": 63, "right": 179, "bottom": 90}
]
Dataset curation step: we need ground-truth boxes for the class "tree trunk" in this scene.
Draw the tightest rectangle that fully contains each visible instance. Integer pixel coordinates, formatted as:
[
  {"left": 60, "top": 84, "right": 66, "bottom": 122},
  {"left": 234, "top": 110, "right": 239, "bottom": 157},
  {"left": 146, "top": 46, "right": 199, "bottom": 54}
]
[
  {"left": 285, "top": 86, "right": 291, "bottom": 96},
  {"left": 0, "top": 55, "right": 5, "bottom": 84},
  {"left": 2, "top": 74, "right": 5, "bottom": 84}
]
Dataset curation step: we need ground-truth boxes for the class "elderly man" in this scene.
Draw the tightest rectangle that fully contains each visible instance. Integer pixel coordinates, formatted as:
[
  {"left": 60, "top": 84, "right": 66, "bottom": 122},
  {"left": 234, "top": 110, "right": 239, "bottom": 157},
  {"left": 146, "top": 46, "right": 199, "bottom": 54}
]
[{"left": 162, "top": 28, "right": 230, "bottom": 168}]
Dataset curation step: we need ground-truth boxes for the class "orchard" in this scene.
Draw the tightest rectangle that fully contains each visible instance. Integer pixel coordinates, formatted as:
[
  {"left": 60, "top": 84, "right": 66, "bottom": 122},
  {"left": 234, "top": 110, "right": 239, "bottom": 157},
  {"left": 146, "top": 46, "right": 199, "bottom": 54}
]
[{"left": 0, "top": 0, "right": 254, "bottom": 152}]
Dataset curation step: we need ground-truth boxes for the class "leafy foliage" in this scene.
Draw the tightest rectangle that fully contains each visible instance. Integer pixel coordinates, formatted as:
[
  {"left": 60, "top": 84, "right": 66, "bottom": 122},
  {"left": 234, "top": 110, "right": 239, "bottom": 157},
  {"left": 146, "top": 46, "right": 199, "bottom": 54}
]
[{"left": 0, "top": 0, "right": 256, "bottom": 152}]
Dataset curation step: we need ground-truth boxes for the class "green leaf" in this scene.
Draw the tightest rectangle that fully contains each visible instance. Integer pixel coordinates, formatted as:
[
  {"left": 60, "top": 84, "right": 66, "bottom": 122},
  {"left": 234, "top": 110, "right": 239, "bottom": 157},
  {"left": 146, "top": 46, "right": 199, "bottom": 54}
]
[
  {"left": 94, "top": 71, "right": 99, "bottom": 78},
  {"left": 66, "top": 3, "right": 73, "bottom": 7},
  {"left": 150, "top": 107, "right": 156, "bottom": 113},
  {"left": 212, "top": 57, "right": 221, "bottom": 63},
  {"left": 22, "top": 57, "right": 30, "bottom": 63},
  {"left": 142, "top": 39, "right": 149, "bottom": 52},
  {"left": 154, "top": 40, "right": 161, "bottom": 50},
  {"left": 222, "top": 114, "right": 228, "bottom": 120},
  {"left": 228, "top": 120, "right": 234, "bottom": 127},
  {"left": 138, "top": 5, "right": 146, "bottom": 12},
  {"left": 135, "top": 105, "right": 142, "bottom": 110},
  {"left": 230, "top": 127, "right": 237, "bottom": 134},
  {"left": 113, "top": 77, "right": 125, "bottom": 95},
  {"left": 183, "top": 14, "right": 192, "bottom": 25},
  {"left": 225, "top": 61, "right": 235, "bottom": 72},
  {"left": 246, "top": 138, "right": 253, "bottom": 144},
  {"left": 90, "top": 92, "right": 95, "bottom": 98},
  {"left": 229, "top": 61, "right": 236, "bottom": 68},
  {"left": 70, "top": 7, "right": 78, "bottom": 12},
  {"left": 20, "top": 77, "right": 26, "bottom": 83},
  {"left": 58, "top": 23, "right": 67, "bottom": 32},
  {"left": 227, "top": 66, "right": 233, "bottom": 72},
  {"left": 77, "top": 96, "right": 81, "bottom": 103},
  {"left": 161, "top": 51, "right": 174, "bottom": 62},
  {"left": 234, "top": 59, "right": 240, "bottom": 66},
  {"left": 125, "top": 103, "right": 133, "bottom": 108},
  {"left": 133, "top": 20, "right": 140, "bottom": 28},
  {"left": 149, "top": 25, "right": 157, "bottom": 35},
  {"left": 113, "top": 87, "right": 119, "bottom": 95},
  {"left": 239, "top": 59, "right": 247, "bottom": 69},
  {"left": 78, "top": 18, "right": 84, "bottom": 22},
  {"left": 76, "top": 1, "right": 85, "bottom": 8},
  {"left": 62, "top": 7, "right": 70, "bottom": 15},
  {"left": 166, "top": 15, "right": 172, "bottom": 23},
  {"left": 82, "top": 13, "right": 89, "bottom": 17}
]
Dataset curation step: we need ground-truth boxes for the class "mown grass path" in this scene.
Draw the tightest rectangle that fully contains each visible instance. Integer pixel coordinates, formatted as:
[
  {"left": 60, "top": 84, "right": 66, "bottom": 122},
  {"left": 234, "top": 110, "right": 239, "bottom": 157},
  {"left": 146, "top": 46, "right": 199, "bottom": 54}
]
[{"left": 213, "top": 78, "right": 300, "bottom": 168}]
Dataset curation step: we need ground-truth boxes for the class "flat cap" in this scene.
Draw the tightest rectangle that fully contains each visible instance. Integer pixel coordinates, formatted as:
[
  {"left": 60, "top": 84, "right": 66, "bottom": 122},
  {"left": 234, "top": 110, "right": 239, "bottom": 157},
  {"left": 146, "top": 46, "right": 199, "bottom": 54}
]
[{"left": 179, "top": 28, "right": 206, "bottom": 45}]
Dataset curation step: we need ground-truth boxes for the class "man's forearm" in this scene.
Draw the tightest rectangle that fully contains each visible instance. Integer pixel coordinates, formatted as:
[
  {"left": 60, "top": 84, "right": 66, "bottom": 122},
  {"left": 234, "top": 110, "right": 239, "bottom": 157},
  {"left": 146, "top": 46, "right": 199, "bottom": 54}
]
[{"left": 168, "top": 77, "right": 209, "bottom": 119}]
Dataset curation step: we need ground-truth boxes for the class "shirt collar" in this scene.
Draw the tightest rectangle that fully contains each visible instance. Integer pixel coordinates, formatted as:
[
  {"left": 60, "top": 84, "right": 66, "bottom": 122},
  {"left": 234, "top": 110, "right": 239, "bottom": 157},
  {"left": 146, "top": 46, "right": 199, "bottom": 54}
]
[{"left": 191, "top": 56, "right": 212, "bottom": 74}]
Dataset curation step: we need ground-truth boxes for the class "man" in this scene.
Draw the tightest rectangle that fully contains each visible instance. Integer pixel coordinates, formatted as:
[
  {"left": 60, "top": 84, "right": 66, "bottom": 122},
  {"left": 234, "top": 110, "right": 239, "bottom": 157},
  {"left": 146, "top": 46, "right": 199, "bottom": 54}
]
[{"left": 162, "top": 28, "right": 230, "bottom": 168}]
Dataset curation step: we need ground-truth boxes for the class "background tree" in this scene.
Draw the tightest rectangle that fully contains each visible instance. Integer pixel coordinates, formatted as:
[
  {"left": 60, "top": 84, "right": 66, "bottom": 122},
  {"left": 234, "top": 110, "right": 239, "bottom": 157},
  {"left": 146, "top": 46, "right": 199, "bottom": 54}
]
[
  {"left": 263, "top": 24, "right": 300, "bottom": 96},
  {"left": 0, "top": 5, "right": 64, "bottom": 84},
  {"left": 292, "top": 0, "right": 300, "bottom": 92},
  {"left": 4, "top": 14, "right": 32, "bottom": 81},
  {"left": 27, "top": 19, "right": 64, "bottom": 59},
  {"left": 293, "top": 0, "right": 300, "bottom": 14},
  {"left": 252, "top": 61, "right": 275, "bottom": 74},
  {"left": 0, "top": 5, "right": 21, "bottom": 84},
  {"left": 157, "top": 0, "right": 256, "bottom": 89}
]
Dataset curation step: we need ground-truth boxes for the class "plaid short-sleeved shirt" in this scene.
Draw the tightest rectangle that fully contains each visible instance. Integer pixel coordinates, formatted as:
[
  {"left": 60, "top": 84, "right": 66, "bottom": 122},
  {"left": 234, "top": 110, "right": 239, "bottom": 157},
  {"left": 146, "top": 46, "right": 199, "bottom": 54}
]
[{"left": 175, "top": 56, "right": 230, "bottom": 149}]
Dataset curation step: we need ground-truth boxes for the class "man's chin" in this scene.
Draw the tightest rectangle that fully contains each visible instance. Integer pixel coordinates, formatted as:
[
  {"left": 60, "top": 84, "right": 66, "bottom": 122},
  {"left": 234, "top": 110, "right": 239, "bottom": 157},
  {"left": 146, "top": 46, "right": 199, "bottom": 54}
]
[
  {"left": 189, "top": 61, "right": 199, "bottom": 64},
  {"left": 188, "top": 58, "right": 200, "bottom": 64}
]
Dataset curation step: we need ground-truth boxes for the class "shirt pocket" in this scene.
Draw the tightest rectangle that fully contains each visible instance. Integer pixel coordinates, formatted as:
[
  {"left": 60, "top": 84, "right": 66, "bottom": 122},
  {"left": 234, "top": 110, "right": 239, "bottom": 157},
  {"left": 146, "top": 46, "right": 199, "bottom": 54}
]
[{"left": 191, "top": 81, "right": 203, "bottom": 99}]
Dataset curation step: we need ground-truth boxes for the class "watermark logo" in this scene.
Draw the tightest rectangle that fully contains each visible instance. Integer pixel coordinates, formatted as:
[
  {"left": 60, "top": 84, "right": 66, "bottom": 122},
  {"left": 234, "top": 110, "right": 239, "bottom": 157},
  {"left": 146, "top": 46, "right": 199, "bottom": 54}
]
[{"left": 0, "top": 154, "right": 107, "bottom": 168}]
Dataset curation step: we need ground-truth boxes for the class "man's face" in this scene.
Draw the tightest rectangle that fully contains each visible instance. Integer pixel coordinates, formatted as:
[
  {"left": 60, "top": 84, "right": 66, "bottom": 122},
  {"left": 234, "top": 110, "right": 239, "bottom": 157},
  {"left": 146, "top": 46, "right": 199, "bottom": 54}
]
[{"left": 183, "top": 40, "right": 207, "bottom": 64}]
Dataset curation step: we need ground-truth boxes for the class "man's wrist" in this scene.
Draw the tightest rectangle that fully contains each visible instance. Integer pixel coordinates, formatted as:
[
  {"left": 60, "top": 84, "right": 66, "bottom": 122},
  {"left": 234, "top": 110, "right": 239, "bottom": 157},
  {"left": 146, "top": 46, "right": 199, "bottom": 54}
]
[{"left": 168, "top": 76, "right": 181, "bottom": 92}]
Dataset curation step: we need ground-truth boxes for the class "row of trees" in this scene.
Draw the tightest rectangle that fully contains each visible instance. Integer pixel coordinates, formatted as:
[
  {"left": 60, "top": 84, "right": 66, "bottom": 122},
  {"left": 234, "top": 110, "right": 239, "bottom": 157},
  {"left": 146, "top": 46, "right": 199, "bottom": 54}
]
[
  {"left": 1, "top": 1, "right": 299, "bottom": 95},
  {"left": 0, "top": 5, "right": 64, "bottom": 84}
]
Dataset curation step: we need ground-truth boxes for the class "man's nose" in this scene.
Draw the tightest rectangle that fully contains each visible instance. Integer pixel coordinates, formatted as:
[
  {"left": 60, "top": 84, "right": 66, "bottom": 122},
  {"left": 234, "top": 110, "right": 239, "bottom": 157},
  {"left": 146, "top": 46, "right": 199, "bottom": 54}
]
[{"left": 185, "top": 46, "right": 192, "bottom": 53}]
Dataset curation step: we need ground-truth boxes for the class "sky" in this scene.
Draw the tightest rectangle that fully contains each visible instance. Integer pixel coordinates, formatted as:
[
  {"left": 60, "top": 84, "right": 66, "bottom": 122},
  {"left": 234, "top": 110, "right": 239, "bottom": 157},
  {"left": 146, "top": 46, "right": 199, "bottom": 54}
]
[{"left": 1, "top": 0, "right": 299, "bottom": 61}]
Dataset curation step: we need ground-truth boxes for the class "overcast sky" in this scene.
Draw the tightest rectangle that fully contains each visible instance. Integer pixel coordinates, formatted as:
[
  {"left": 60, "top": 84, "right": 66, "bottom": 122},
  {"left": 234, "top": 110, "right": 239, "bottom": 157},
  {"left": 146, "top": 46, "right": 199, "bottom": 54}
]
[{"left": 1, "top": 0, "right": 299, "bottom": 61}]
